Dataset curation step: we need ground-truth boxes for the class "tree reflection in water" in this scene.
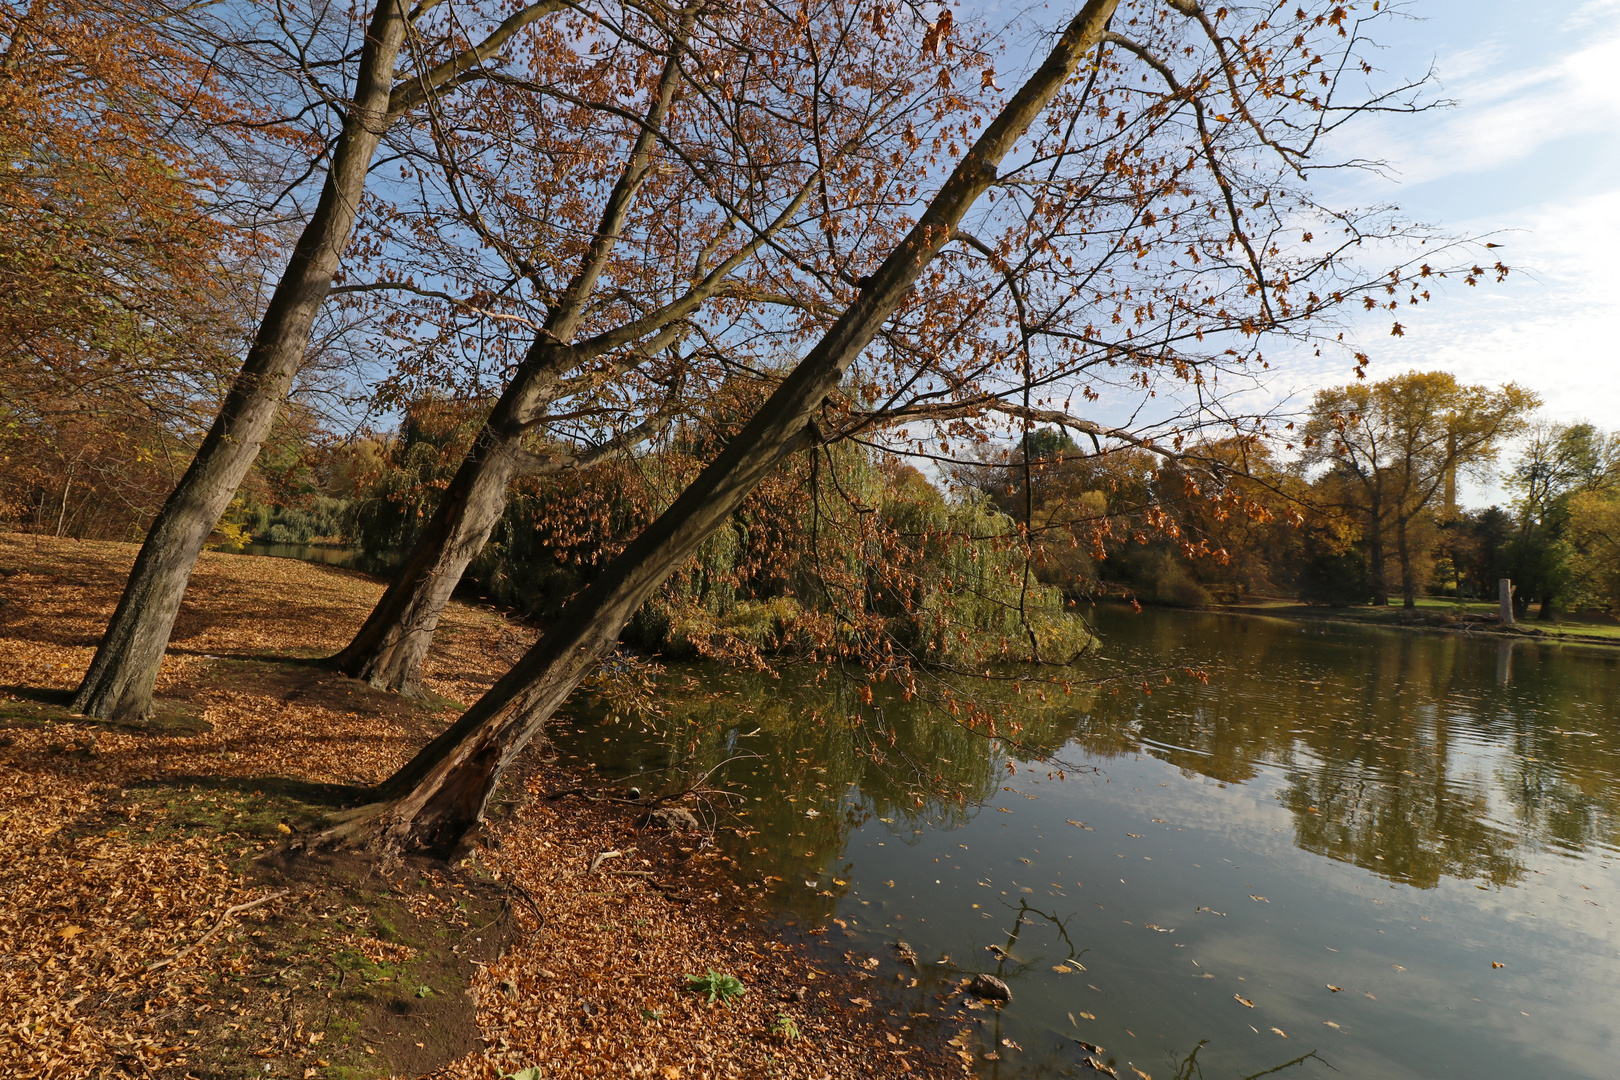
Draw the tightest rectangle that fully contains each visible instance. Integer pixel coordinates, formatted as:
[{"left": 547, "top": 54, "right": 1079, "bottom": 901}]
[
  {"left": 555, "top": 611, "right": 1620, "bottom": 899},
  {"left": 551, "top": 607, "right": 1620, "bottom": 1078}
]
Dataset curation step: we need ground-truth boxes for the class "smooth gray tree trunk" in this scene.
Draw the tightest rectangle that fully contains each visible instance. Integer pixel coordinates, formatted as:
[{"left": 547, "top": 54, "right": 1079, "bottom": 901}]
[
  {"left": 314, "top": 0, "right": 1124, "bottom": 855},
  {"left": 333, "top": 27, "right": 690, "bottom": 694},
  {"left": 71, "top": 0, "right": 563, "bottom": 721},
  {"left": 72, "top": 2, "right": 411, "bottom": 722}
]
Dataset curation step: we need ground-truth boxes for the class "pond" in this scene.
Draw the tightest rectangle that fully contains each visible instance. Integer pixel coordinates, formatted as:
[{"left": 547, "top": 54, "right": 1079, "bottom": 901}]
[
  {"left": 240, "top": 541, "right": 368, "bottom": 569},
  {"left": 550, "top": 607, "right": 1620, "bottom": 1079}
]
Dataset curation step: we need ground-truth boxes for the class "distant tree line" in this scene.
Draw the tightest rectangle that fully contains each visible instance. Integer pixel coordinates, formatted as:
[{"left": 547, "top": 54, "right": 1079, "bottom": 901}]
[{"left": 952, "top": 371, "right": 1618, "bottom": 619}]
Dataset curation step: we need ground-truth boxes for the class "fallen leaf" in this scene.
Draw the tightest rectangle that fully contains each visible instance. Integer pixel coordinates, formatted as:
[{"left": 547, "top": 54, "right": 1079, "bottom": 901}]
[
  {"left": 1323, "top": 1021, "right": 1341, "bottom": 1030},
  {"left": 1079, "top": 1011, "right": 1096, "bottom": 1020},
  {"left": 1270, "top": 1027, "right": 1287, "bottom": 1038},
  {"left": 1234, "top": 995, "right": 1254, "bottom": 1008},
  {"left": 1491, "top": 962, "right": 1504, "bottom": 969},
  {"left": 1326, "top": 984, "right": 1342, "bottom": 992},
  {"left": 58, "top": 925, "right": 84, "bottom": 941},
  {"left": 1130, "top": 1067, "right": 1152, "bottom": 1080}
]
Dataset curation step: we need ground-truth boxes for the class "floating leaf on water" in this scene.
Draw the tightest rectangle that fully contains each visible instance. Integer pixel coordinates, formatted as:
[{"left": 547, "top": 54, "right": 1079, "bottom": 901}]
[
  {"left": 1492, "top": 961, "right": 1505, "bottom": 969},
  {"left": 1079, "top": 1011, "right": 1096, "bottom": 1020},
  {"left": 1130, "top": 1067, "right": 1152, "bottom": 1080},
  {"left": 1324, "top": 1021, "right": 1341, "bottom": 1030},
  {"left": 1326, "top": 984, "right": 1343, "bottom": 992},
  {"left": 1054, "top": 964, "right": 1073, "bottom": 973},
  {"left": 1364, "top": 992, "right": 1377, "bottom": 1000},
  {"left": 1270, "top": 1027, "right": 1287, "bottom": 1038},
  {"left": 1391, "top": 964, "right": 1406, "bottom": 972},
  {"left": 1234, "top": 995, "right": 1255, "bottom": 1008},
  {"left": 1073, "top": 1038, "right": 1104, "bottom": 1053},
  {"left": 1250, "top": 895, "right": 1269, "bottom": 903}
]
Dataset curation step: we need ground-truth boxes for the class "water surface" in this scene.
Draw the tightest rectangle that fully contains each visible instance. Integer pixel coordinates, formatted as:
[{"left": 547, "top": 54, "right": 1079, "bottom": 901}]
[{"left": 553, "top": 608, "right": 1620, "bottom": 1079}]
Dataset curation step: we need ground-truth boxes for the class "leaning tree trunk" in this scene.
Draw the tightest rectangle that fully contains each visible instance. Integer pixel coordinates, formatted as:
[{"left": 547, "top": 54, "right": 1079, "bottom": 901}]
[
  {"left": 332, "top": 25, "right": 690, "bottom": 694},
  {"left": 313, "top": 0, "right": 1123, "bottom": 856},
  {"left": 331, "top": 372, "right": 537, "bottom": 693},
  {"left": 71, "top": 3, "right": 410, "bottom": 722}
]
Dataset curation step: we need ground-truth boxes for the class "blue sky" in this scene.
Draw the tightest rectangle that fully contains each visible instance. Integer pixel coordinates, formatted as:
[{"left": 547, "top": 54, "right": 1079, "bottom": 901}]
[{"left": 1306, "top": 0, "right": 1620, "bottom": 426}]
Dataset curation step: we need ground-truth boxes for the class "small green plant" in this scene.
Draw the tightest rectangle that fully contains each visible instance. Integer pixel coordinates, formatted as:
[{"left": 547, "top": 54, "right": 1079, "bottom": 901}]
[
  {"left": 415, "top": 984, "right": 433, "bottom": 998},
  {"left": 499, "top": 1069, "right": 542, "bottom": 1080},
  {"left": 641, "top": 1008, "right": 664, "bottom": 1021},
  {"left": 771, "top": 1013, "right": 801, "bottom": 1041},
  {"left": 686, "top": 969, "right": 747, "bottom": 1004}
]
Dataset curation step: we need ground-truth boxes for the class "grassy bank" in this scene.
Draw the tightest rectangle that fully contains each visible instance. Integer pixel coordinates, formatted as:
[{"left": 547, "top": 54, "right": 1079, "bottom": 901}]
[
  {"left": 0, "top": 534, "right": 959, "bottom": 1079},
  {"left": 1207, "top": 594, "right": 1620, "bottom": 646}
]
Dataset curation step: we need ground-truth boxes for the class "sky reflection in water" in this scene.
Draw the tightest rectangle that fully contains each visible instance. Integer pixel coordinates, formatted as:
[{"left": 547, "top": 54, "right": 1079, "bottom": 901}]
[{"left": 552, "top": 608, "right": 1620, "bottom": 1079}]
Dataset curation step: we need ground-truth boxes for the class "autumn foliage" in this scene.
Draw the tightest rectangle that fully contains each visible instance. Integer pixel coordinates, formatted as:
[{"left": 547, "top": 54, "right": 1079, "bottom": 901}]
[{"left": 0, "top": 1, "right": 255, "bottom": 536}]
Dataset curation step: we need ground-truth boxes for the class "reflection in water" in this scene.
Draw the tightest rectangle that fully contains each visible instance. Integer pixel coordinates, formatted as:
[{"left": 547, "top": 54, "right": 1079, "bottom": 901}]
[
  {"left": 553, "top": 608, "right": 1620, "bottom": 1079},
  {"left": 240, "top": 541, "right": 366, "bottom": 568}
]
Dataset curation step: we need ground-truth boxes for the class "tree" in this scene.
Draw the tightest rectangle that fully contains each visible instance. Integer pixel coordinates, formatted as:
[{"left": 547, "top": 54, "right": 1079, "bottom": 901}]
[
  {"left": 70, "top": 0, "right": 570, "bottom": 722},
  {"left": 1565, "top": 490, "right": 1620, "bottom": 615},
  {"left": 1502, "top": 422, "right": 1619, "bottom": 618},
  {"left": 1302, "top": 372, "right": 1537, "bottom": 607},
  {"left": 0, "top": 0, "right": 253, "bottom": 539},
  {"left": 305, "top": 0, "right": 1451, "bottom": 855},
  {"left": 327, "top": 0, "right": 981, "bottom": 693}
]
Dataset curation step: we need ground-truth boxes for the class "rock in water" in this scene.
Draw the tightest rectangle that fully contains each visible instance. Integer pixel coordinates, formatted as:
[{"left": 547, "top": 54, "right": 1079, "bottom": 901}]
[
  {"left": 968, "top": 974, "right": 1012, "bottom": 1002},
  {"left": 894, "top": 941, "right": 919, "bottom": 969},
  {"left": 637, "top": 806, "right": 700, "bottom": 831}
]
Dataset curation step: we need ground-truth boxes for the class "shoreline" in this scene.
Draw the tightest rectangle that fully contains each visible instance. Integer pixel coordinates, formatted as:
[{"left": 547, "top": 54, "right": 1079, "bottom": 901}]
[{"left": 1190, "top": 599, "right": 1620, "bottom": 650}]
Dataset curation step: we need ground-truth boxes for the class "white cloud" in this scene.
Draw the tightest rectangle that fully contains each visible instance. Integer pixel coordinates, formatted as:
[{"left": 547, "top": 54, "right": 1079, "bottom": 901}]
[
  {"left": 1373, "top": 34, "right": 1620, "bottom": 185},
  {"left": 1373, "top": 189, "right": 1620, "bottom": 423}
]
